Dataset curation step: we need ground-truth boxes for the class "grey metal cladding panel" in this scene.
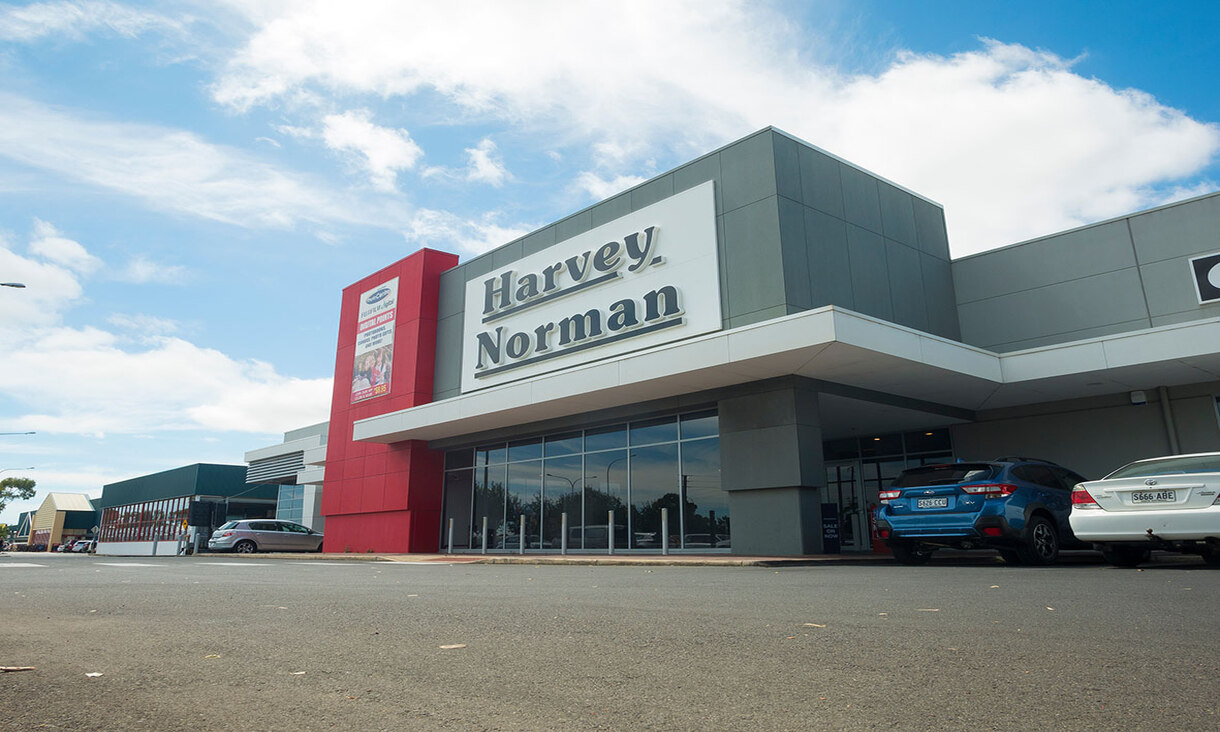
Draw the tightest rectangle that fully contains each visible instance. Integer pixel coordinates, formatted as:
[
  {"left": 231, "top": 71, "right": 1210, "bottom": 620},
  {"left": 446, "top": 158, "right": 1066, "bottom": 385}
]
[
  {"left": 589, "top": 193, "right": 632, "bottom": 228},
  {"left": 952, "top": 220, "right": 1137, "bottom": 304},
  {"left": 1129, "top": 193, "right": 1220, "bottom": 264},
  {"left": 630, "top": 174, "right": 675, "bottom": 211},
  {"left": 521, "top": 226, "right": 557, "bottom": 257},
  {"left": 460, "top": 253, "right": 497, "bottom": 280},
  {"left": 885, "top": 240, "right": 928, "bottom": 332},
  {"left": 437, "top": 267, "right": 466, "bottom": 320},
  {"left": 719, "top": 130, "right": 778, "bottom": 212},
  {"left": 722, "top": 198, "right": 785, "bottom": 318},
  {"left": 1152, "top": 307, "right": 1220, "bottom": 328},
  {"left": 846, "top": 224, "right": 893, "bottom": 321},
  {"left": 721, "top": 427, "right": 805, "bottom": 487},
  {"left": 728, "top": 305, "right": 789, "bottom": 330},
  {"left": 878, "top": 183, "right": 918, "bottom": 248},
  {"left": 555, "top": 209, "right": 592, "bottom": 243},
  {"left": 797, "top": 145, "right": 845, "bottom": 219},
  {"left": 920, "top": 253, "right": 961, "bottom": 340},
  {"left": 673, "top": 154, "right": 724, "bottom": 213},
  {"left": 490, "top": 239, "right": 524, "bottom": 270},
  {"left": 957, "top": 268, "right": 1150, "bottom": 348},
  {"left": 913, "top": 197, "right": 950, "bottom": 259},
  {"left": 1140, "top": 256, "right": 1220, "bottom": 319},
  {"left": 981, "top": 318, "right": 1153, "bottom": 353},
  {"left": 771, "top": 132, "right": 803, "bottom": 203},
  {"left": 720, "top": 389, "right": 798, "bottom": 433},
  {"left": 432, "top": 313, "right": 464, "bottom": 398},
  {"left": 839, "top": 165, "right": 884, "bottom": 234},
  {"left": 778, "top": 197, "right": 811, "bottom": 310},
  {"left": 804, "top": 207, "right": 854, "bottom": 309}
]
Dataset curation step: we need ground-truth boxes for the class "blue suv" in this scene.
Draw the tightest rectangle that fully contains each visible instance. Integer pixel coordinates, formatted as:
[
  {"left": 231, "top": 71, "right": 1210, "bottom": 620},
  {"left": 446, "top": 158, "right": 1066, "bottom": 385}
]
[{"left": 874, "top": 458, "right": 1088, "bottom": 565}]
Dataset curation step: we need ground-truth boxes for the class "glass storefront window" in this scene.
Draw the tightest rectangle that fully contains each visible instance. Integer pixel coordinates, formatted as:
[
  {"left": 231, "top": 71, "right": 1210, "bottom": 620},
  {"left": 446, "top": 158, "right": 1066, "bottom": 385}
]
[
  {"left": 585, "top": 424, "right": 627, "bottom": 452},
  {"left": 679, "top": 410, "right": 718, "bottom": 440},
  {"left": 583, "top": 449, "right": 629, "bottom": 548},
  {"left": 544, "top": 432, "right": 582, "bottom": 457},
  {"left": 630, "top": 416, "right": 678, "bottom": 446},
  {"left": 629, "top": 442, "right": 679, "bottom": 549},
  {"left": 442, "top": 409, "right": 724, "bottom": 553},
  {"left": 476, "top": 444, "right": 507, "bottom": 466},
  {"left": 508, "top": 439, "right": 543, "bottom": 463},
  {"left": 505, "top": 460, "right": 542, "bottom": 549},
  {"left": 680, "top": 437, "right": 727, "bottom": 549}
]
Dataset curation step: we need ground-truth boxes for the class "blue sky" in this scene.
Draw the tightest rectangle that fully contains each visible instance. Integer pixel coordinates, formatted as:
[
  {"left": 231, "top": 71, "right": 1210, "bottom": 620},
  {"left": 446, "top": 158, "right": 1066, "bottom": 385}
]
[{"left": 1, "top": 0, "right": 1218, "bottom": 525}]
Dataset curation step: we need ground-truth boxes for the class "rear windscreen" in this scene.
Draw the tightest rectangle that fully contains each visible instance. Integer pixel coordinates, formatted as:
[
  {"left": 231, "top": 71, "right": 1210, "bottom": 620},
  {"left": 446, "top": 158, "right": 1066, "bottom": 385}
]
[
  {"left": 1106, "top": 455, "right": 1220, "bottom": 479},
  {"left": 891, "top": 464, "right": 999, "bottom": 487}
]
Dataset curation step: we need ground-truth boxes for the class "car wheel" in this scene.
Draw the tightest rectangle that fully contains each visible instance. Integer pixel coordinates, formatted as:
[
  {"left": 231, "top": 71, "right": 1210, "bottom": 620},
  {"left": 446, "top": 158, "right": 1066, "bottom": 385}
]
[
  {"left": 1017, "top": 516, "right": 1059, "bottom": 565},
  {"left": 891, "top": 542, "right": 933, "bottom": 566},
  {"left": 312, "top": 541, "right": 324, "bottom": 553},
  {"left": 998, "top": 549, "right": 1025, "bottom": 565},
  {"left": 233, "top": 540, "right": 257, "bottom": 554},
  {"left": 1100, "top": 545, "right": 1150, "bottom": 568}
]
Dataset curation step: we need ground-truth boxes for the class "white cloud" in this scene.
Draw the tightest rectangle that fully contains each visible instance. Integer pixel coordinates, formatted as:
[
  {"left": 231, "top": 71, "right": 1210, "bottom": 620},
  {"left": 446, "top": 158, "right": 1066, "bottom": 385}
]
[
  {"left": 0, "top": 0, "right": 183, "bottom": 42},
  {"left": 113, "top": 255, "right": 187, "bottom": 284},
  {"left": 321, "top": 109, "right": 423, "bottom": 191},
  {"left": 464, "top": 138, "right": 510, "bottom": 187},
  {"left": 0, "top": 92, "right": 407, "bottom": 231},
  {"left": 0, "top": 224, "right": 332, "bottom": 439},
  {"left": 209, "top": 1, "right": 1219, "bottom": 256},
  {"left": 403, "top": 209, "right": 530, "bottom": 258},
  {"left": 574, "top": 172, "right": 647, "bottom": 202},
  {"left": 28, "top": 219, "right": 102, "bottom": 275}
]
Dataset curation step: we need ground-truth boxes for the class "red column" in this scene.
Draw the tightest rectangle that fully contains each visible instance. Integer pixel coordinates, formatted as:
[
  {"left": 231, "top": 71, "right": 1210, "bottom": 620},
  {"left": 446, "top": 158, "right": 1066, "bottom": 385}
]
[{"left": 320, "top": 248, "right": 459, "bottom": 553}]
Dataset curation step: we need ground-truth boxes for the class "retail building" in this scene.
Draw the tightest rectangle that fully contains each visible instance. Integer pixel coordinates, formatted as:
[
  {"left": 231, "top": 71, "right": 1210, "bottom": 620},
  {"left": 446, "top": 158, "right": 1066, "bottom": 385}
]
[{"left": 249, "top": 127, "right": 1220, "bottom": 556}]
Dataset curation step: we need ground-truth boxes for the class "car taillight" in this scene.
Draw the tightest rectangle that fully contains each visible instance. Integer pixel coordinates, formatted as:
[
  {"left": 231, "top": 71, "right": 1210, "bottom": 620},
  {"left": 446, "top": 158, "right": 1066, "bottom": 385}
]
[
  {"left": 1071, "top": 485, "right": 1100, "bottom": 509},
  {"left": 218, "top": 531, "right": 235, "bottom": 538},
  {"left": 878, "top": 489, "right": 901, "bottom": 504},
  {"left": 960, "top": 483, "right": 1018, "bottom": 497}
]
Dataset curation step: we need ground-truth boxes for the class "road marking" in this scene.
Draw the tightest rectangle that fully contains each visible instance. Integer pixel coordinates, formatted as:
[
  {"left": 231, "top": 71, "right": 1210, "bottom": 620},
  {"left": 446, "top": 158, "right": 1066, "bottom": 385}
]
[
  {"left": 194, "top": 562, "right": 270, "bottom": 566},
  {"left": 95, "top": 563, "right": 160, "bottom": 567},
  {"left": 0, "top": 563, "right": 47, "bottom": 568},
  {"left": 376, "top": 561, "right": 454, "bottom": 566}
]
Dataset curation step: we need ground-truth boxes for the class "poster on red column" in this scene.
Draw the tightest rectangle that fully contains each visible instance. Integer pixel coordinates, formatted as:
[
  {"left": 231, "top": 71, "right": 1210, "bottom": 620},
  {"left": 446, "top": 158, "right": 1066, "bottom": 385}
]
[{"left": 351, "top": 277, "right": 399, "bottom": 403}]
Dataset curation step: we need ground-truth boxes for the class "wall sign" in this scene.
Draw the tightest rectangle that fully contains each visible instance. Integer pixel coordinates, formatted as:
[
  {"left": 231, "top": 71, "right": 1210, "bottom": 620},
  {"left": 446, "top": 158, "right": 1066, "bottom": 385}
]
[
  {"left": 462, "top": 181, "right": 720, "bottom": 392},
  {"left": 351, "top": 277, "right": 398, "bottom": 403},
  {"left": 1189, "top": 251, "right": 1220, "bottom": 304}
]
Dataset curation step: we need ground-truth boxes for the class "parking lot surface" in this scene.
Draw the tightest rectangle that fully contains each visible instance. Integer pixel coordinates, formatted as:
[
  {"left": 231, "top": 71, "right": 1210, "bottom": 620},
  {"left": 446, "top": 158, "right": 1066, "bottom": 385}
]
[{"left": 1, "top": 552, "right": 1215, "bottom": 730}]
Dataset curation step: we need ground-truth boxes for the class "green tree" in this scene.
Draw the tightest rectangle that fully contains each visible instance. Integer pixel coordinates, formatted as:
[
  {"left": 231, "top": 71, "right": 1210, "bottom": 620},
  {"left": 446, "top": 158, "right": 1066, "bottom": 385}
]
[{"left": 0, "top": 477, "right": 36, "bottom": 515}]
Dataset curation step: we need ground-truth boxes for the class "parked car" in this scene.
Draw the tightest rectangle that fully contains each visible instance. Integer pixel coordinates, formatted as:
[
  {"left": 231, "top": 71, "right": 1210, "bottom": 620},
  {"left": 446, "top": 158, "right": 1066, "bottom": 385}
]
[
  {"left": 72, "top": 539, "right": 96, "bottom": 553},
  {"left": 875, "top": 457, "right": 1088, "bottom": 565},
  {"left": 1070, "top": 452, "right": 1220, "bottom": 567},
  {"left": 207, "top": 519, "right": 323, "bottom": 553}
]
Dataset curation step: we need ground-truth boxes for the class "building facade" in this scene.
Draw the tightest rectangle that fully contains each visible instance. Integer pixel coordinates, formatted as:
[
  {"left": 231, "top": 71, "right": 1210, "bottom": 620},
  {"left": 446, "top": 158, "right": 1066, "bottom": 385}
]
[
  {"left": 256, "top": 127, "right": 1220, "bottom": 556},
  {"left": 96, "top": 464, "right": 280, "bottom": 556}
]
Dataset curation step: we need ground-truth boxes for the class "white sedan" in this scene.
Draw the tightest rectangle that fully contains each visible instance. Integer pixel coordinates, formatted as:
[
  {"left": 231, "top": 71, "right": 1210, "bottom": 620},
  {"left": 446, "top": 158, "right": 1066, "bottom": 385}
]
[{"left": 1070, "top": 452, "right": 1220, "bottom": 567}]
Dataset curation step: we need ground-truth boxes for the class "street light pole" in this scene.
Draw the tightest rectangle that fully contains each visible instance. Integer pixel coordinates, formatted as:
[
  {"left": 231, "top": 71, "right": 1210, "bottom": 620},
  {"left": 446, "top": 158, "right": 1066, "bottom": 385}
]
[{"left": 1, "top": 282, "right": 26, "bottom": 288}]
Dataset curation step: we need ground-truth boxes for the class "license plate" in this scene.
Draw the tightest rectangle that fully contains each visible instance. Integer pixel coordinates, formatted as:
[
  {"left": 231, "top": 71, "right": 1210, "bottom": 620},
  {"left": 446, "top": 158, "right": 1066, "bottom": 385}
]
[
  {"left": 916, "top": 497, "right": 949, "bottom": 509},
  {"left": 1131, "top": 490, "right": 1176, "bottom": 503}
]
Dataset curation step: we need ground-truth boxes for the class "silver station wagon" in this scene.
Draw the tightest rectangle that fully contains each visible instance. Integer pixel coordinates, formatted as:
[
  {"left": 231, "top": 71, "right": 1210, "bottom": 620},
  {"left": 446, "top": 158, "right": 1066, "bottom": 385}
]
[{"left": 207, "top": 519, "right": 324, "bottom": 554}]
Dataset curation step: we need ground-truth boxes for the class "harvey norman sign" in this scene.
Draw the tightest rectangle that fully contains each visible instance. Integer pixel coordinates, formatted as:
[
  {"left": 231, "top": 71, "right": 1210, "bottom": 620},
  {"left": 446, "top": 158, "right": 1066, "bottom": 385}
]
[{"left": 461, "top": 180, "right": 720, "bottom": 392}]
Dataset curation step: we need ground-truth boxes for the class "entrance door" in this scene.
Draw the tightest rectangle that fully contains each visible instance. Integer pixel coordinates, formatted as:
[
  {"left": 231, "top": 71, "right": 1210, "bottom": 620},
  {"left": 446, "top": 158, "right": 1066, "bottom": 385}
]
[{"left": 824, "top": 461, "right": 870, "bottom": 552}]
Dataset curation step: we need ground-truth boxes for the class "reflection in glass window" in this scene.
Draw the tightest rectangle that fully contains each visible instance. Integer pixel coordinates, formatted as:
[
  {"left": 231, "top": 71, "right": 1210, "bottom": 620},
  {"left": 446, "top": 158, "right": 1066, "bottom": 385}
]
[
  {"left": 681, "top": 437, "right": 727, "bottom": 548},
  {"left": 545, "top": 432, "right": 583, "bottom": 457},
  {"left": 583, "top": 449, "right": 628, "bottom": 548},
  {"left": 679, "top": 410, "right": 718, "bottom": 440},
  {"left": 629, "top": 443, "right": 679, "bottom": 549},
  {"left": 474, "top": 463, "right": 506, "bottom": 548},
  {"left": 629, "top": 416, "right": 678, "bottom": 446},
  {"left": 585, "top": 424, "right": 627, "bottom": 452},
  {"left": 543, "top": 454, "right": 583, "bottom": 548},
  {"left": 442, "top": 410, "right": 722, "bottom": 552},
  {"left": 505, "top": 461, "right": 542, "bottom": 549}
]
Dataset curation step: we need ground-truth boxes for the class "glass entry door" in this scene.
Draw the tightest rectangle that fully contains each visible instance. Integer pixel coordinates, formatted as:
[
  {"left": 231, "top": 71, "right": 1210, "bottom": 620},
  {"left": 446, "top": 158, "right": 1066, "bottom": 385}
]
[{"left": 825, "top": 461, "right": 870, "bottom": 552}]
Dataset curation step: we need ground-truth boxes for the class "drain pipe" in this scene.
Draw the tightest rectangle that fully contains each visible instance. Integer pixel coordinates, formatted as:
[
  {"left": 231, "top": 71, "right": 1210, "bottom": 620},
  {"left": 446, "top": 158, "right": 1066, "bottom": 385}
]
[{"left": 1158, "top": 386, "right": 1180, "bottom": 454}]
